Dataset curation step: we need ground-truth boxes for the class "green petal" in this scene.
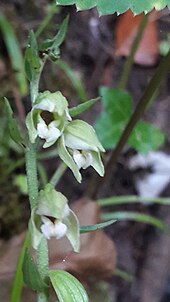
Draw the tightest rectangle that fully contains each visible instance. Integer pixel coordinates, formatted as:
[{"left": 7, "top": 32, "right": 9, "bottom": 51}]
[
  {"left": 57, "top": 136, "right": 82, "bottom": 183},
  {"left": 65, "top": 209, "right": 80, "bottom": 252},
  {"left": 29, "top": 208, "right": 43, "bottom": 250},
  {"left": 65, "top": 120, "right": 105, "bottom": 152},
  {"left": 36, "top": 184, "right": 68, "bottom": 220},
  {"left": 26, "top": 111, "right": 37, "bottom": 143},
  {"left": 91, "top": 151, "right": 105, "bottom": 177}
]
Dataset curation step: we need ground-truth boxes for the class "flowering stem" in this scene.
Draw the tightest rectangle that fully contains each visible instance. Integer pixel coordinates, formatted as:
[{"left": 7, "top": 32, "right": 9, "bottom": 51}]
[
  {"left": 26, "top": 60, "right": 49, "bottom": 302},
  {"left": 26, "top": 142, "right": 39, "bottom": 209}
]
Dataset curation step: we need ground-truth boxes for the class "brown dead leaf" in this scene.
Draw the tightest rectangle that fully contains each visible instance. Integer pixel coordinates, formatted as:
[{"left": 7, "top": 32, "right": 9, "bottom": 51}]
[
  {"left": 49, "top": 198, "right": 117, "bottom": 281},
  {"left": 115, "top": 10, "right": 159, "bottom": 66}
]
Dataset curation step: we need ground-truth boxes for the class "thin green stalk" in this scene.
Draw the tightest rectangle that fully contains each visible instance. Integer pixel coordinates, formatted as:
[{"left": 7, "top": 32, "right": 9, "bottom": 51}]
[
  {"left": 98, "top": 195, "right": 170, "bottom": 207},
  {"left": 119, "top": 13, "right": 148, "bottom": 90},
  {"left": 10, "top": 231, "right": 30, "bottom": 302},
  {"left": 90, "top": 49, "right": 170, "bottom": 199},
  {"left": 26, "top": 142, "right": 39, "bottom": 209},
  {"left": 50, "top": 162, "right": 67, "bottom": 187}
]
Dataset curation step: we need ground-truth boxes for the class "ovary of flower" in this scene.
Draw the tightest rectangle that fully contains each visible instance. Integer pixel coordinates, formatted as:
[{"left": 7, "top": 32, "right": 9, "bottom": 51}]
[
  {"left": 73, "top": 150, "right": 93, "bottom": 170},
  {"left": 41, "top": 216, "right": 68, "bottom": 240},
  {"left": 37, "top": 117, "right": 61, "bottom": 143}
]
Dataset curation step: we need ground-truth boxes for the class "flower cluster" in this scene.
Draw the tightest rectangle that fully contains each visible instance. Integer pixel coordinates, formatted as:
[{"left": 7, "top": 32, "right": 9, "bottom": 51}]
[{"left": 26, "top": 90, "right": 105, "bottom": 182}]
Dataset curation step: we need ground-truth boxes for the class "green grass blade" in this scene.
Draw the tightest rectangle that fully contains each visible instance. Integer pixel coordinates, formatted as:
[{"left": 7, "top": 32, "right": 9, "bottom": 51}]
[
  {"left": 0, "top": 13, "right": 28, "bottom": 96},
  {"left": 80, "top": 219, "right": 116, "bottom": 233},
  {"left": 56, "top": 59, "right": 87, "bottom": 101},
  {"left": 98, "top": 195, "right": 170, "bottom": 207},
  {"left": 10, "top": 231, "right": 30, "bottom": 302},
  {"left": 101, "top": 211, "right": 167, "bottom": 232}
]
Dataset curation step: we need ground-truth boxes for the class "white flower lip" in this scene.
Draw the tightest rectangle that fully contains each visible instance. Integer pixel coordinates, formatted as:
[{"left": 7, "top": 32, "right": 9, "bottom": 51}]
[
  {"left": 73, "top": 150, "right": 93, "bottom": 170},
  {"left": 37, "top": 118, "right": 61, "bottom": 145},
  {"left": 41, "top": 216, "right": 67, "bottom": 240}
]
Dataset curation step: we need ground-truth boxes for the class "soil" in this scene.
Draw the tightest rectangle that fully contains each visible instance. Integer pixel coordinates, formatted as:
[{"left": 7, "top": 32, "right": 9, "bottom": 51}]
[{"left": 0, "top": 1, "right": 170, "bottom": 302}]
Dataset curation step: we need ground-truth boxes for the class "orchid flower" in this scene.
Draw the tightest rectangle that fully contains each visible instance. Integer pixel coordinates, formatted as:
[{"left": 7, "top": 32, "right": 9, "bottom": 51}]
[
  {"left": 26, "top": 91, "right": 71, "bottom": 148},
  {"left": 57, "top": 119, "right": 105, "bottom": 183}
]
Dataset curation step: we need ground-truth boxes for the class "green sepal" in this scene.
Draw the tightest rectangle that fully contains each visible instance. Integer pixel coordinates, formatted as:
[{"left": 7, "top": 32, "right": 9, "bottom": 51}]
[
  {"left": 65, "top": 209, "right": 80, "bottom": 252},
  {"left": 69, "top": 97, "right": 99, "bottom": 117},
  {"left": 36, "top": 184, "right": 68, "bottom": 219},
  {"left": 57, "top": 136, "right": 82, "bottom": 183},
  {"left": 25, "top": 111, "right": 38, "bottom": 143},
  {"left": 3, "top": 97, "right": 23, "bottom": 145},
  {"left": 29, "top": 208, "right": 43, "bottom": 250},
  {"left": 22, "top": 249, "right": 48, "bottom": 291},
  {"left": 49, "top": 270, "right": 89, "bottom": 302},
  {"left": 80, "top": 219, "right": 116, "bottom": 234},
  {"left": 65, "top": 120, "right": 105, "bottom": 152}
]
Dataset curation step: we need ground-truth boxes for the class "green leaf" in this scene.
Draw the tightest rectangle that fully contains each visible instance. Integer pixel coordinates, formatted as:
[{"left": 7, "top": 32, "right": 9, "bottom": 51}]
[
  {"left": 40, "top": 16, "right": 69, "bottom": 61},
  {"left": 25, "top": 31, "right": 42, "bottom": 81},
  {"left": 0, "top": 13, "right": 28, "bottom": 96},
  {"left": 57, "top": 136, "right": 82, "bottom": 183},
  {"left": 69, "top": 97, "right": 99, "bottom": 117},
  {"left": 56, "top": 0, "right": 170, "bottom": 15},
  {"left": 49, "top": 270, "right": 89, "bottom": 302},
  {"left": 22, "top": 249, "right": 47, "bottom": 291},
  {"left": 3, "top": 97, "right": 23, "bottom": 145},
  {"left": 101, "top": 211, "right": 167, "bottom": 232},
  {"left": 95, "top": 87, "right": 132, "bottom": 149},
  {"left": 128, "top": 121, "right": 165, "bottom": 154},
  {"left": 80, "top": 219, "right": 116, "bottom": 233}
]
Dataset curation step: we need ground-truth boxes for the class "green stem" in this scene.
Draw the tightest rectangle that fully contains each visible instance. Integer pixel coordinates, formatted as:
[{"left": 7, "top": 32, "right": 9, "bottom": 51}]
[
  {"left": 50, "top": 162, "right": 67, "bottom": 187},
  {"left": 10, "top": 231, "right": 30, "bottom": 302},
  {"left": 26, "top": 142, "right": 39, "bottom": 209},
  {"left": 118, "top": 13, "right": 148, "bottom": 90},
  {"left": 90, "top": 49, "right": 170, "bottom": 199}
]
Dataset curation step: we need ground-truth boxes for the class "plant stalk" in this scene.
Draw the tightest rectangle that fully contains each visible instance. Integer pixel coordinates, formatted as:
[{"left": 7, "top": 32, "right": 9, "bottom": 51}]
[{"left": 118, "top": 13, "right": 148, "bottom": 90}]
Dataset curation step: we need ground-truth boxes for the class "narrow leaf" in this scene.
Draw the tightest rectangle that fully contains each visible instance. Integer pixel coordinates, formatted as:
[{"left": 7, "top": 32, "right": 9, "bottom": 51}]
[
  {"left": 56, "top": 59, "right": 87, "bottom": 101},
  {"left": 69, "top": 97, "right": 99, "bottom": 117},
  {"left": 22, "top": 250, "right": 47, "bottom": 291},
  {"left": 101, "top": 211, "right": 167, "bottom": 232},
  {"left": 49, "top": 270, "right": 89, "bottom": 302},
  {"left": 3, "top": 97, "right": 23, "bottom": 145},
  {"left": 98, "top": 195, "right": 170, "bottom": 207},
  {"left": 0, "top": 13, "right": 28, "bottom": 96},
  {"left": 52, "top": 15, "right": 69, "bottom": 47},
  {"left": 25, "top": 31, "right": 41, "bottom": 81},
  {"left": 80, "top": 219, "right": 116, "bottom": 233}
]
